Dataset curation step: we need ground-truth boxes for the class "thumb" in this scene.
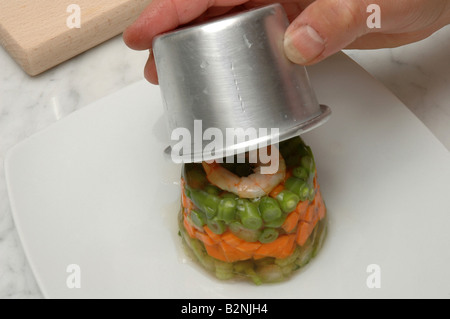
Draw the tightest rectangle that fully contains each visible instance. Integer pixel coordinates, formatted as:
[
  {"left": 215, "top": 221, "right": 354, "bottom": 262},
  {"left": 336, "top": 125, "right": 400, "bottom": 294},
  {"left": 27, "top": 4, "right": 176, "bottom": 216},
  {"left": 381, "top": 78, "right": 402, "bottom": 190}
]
[{"left": 284, "top": 0, "right": 369, "bottom": 65}]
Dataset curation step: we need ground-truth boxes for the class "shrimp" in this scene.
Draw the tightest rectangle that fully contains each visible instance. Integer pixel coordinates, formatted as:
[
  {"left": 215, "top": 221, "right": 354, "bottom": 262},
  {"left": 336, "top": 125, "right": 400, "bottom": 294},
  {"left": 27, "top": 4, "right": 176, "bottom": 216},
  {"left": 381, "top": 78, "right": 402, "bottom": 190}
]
[{"left": 201, "top": 146, "right": 286, "bottom": 198}]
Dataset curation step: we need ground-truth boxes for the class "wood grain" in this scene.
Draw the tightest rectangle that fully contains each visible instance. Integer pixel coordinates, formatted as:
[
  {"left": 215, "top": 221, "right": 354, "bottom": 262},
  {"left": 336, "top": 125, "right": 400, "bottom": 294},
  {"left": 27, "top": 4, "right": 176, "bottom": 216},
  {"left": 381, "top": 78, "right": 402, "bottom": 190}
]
[{"left": 0, "top": 0, "right": 151, "bottom": 76}]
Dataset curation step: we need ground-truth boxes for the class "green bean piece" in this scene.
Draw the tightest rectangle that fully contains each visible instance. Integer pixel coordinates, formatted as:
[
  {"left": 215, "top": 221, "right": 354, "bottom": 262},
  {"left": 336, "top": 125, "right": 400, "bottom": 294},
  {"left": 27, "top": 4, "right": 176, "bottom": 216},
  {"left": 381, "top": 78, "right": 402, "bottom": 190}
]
[
  {"left": 275, "top": 246, "right": 303, "bottom": 267},
  {"left": 305, "top": 145, "right": 315, "bottom": 159},
  {"left": 256, "top": 264, "right": 284, "bottom": 283},
  {"left": 184, "top": 186, "right": 191, "bottom": 199},
  {"left": 229, "top": 221, "right": 261, "bottom": 242},
  {"left": 298, "top": 183, "right": 311, "bottom": 201},
  {"left": 258, "top": 228, "right": 279, "bottom": 243},
  {"left": 284, "top": 176, "right": 311, "bottom": 201},
  {"left": 308, "top": 187, "right": 316, "bottom": 201},
  {"left": 301, "top": 155, "right": 315, "bottom": 173},
  {"left": 263, "top": 215, "right": 287, "bottom": 228},
  {"left": 299, "top": 144, "right": 311, "bottom": 157},
  {"left": 217, "top": 197, "right": 237, "bottom": 223},
  {"left": 284, "top": 177, "right": 306, "bottom": 196},
  {"left": 204, "top": 184, "right": 221, "bottom": 196},
  {"left": 214, "top": 260, "right": 234, "bottom": 280},
  {"left": 221, "top": 192, "right": 238, "bottom": 199},
  {"left": 183, "top": 231, "right": 215, "bottom": 272},
  {"left": 313, "top": 221, "right": 327, "bottom": 257},
  {"left": 281, "top": 263, "right": 298, "bottom": 276},
  {"left": 235, "top": 198, "right": 248, "bottom": 219},
  {"left": 258, "top": 196, "right": 282, "bottom": 222},
  {"left": 234, "top": 261, "right": 262, "bottom": 285},
  {"left": 229, "top": 221, "right": 242, "bottom": 233},
  {"left": 276, "top": 190, "right": 300, "bottom": 213},
  {"left": 189, "top": 189, "right": 220, "bottom": 219},
  {"left": 240, "top": 201, "right": 263, "bottom": 230},
  {"left": 292, "top": 166, "right": 309, "bottom": 180},
  {"left": 185, "top": 232, "right": 206, "bottom": 261},
  {"left": 207, "top": 218, "right": 226, "bottom": 235},
  {"left": 190, "top": 209, "right": 206, "bottom": 228},
  {"left": 296, "top": 240, "right": 314, "bottom": 268}
]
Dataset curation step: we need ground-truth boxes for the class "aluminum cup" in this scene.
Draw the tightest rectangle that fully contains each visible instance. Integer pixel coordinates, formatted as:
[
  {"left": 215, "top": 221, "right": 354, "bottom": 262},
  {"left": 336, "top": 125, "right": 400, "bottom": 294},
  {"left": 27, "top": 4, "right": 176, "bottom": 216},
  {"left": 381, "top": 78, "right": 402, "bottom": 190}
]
[{"left": 153, "top": 3, "right": 331, "bottom": 162}]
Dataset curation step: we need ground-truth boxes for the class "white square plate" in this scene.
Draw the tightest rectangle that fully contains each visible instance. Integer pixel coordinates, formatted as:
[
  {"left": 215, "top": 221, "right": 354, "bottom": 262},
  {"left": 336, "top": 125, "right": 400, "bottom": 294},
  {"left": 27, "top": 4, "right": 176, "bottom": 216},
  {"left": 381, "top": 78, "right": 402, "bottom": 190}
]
[{"left": 5, "top": 53, "right": 450, "bottom": 298}]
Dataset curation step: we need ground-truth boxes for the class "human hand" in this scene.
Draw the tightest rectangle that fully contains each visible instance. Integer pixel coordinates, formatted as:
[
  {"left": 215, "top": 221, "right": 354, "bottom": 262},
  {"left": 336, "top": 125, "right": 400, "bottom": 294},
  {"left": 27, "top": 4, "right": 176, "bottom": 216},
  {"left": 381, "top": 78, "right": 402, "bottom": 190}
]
[{"left": 123, "top": 0, "right": 450, "bottom": 84}]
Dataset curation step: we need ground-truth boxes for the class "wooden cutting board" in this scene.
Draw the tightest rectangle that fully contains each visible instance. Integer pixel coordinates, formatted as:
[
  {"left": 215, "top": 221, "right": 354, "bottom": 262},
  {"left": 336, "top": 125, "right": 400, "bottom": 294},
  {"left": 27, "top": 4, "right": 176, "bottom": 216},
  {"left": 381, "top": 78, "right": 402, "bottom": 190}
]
[{"left": 0, "top": 0, "right": 152, "bottom": 76}]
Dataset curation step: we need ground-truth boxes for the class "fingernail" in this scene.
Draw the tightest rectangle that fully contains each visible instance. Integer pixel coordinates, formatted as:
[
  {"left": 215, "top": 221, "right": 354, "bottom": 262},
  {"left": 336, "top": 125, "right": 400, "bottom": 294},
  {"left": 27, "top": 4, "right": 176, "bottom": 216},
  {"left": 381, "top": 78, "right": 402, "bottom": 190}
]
[{"left": 284, "top": 25, "right": 325, "bottom": 64}]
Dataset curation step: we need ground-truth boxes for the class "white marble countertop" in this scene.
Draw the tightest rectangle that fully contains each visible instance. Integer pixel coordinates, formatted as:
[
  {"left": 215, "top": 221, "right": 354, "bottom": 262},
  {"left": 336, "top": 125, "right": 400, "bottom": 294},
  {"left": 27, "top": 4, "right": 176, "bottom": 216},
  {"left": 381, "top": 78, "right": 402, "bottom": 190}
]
[{"left": 1, "top": 26, "right": 449, "bottom": 298}]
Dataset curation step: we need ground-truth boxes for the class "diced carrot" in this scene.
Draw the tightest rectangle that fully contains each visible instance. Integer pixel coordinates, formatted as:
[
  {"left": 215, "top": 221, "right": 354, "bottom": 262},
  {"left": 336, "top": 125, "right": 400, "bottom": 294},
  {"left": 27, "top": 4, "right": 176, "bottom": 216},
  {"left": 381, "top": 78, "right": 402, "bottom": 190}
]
[
  {"left": 221, "top": 231, "right": 244, "bottom": 247},
  {"left": 318, "top": 202, "right": 326, "bottom": 220},
  {"left": 180, "top": 178, "right": 194, "bottom": 210},
  {"left": 301, "top": 205, "right": 318, "bottom": 223},
  {"left": 204, "top": 225, "right": 222, "bottom": 244},
  {"left": 205, "top": 243, "right": 228, "bottom": 262},
  {"left": 195, "top": 231, "right": 215, "bottom": 246},
  {"left": 181, "top": 188, "right": 187, "bottom": 207},
  {"left": 298, "top": 202, "right": 311, "bottom": 222},
  {"left": 255, "top": 235, "right": 291, "bottom": 258},
  {"left": 296, "top": 221, "right": 315, "bottom": 246},
  {"left": 236, "top": 241, "right": 261, "bottom": 254},
  {"left": 296, "top": 200, "right": 310, "bottom": 216},
  {"left": 314, "top": 190, "right": 326, "bottom": 220},
  {"left": 314, "top": 187, "right": 321, "bottom": 202},
  {"left": 269, "top": 184, "right": 284, "bottom": 198},
  {"left": 277, "top": 234, "right": 296, "bottom": 259},
  {"left": 311, "top": 215, "right": 319, "bottom": 228},
  {"left": 183, "top": 216, "right": 196, "bottom": 238},
  {"left": 182, "top": 194, "right": 194, "bottom": 210},
  {"left": 281, "top": 211, "right": 300, "bottom": 233},
  {"left": 220, "top": 241, "right": 252, "bottom": 262}
]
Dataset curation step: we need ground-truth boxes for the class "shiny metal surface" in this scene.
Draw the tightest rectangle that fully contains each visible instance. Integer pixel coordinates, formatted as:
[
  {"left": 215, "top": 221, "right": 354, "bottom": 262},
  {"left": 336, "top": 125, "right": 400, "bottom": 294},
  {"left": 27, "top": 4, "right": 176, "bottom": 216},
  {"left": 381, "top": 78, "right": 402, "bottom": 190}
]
[{"left": 153, "top": 3, "right": 330, "bottom": 161}]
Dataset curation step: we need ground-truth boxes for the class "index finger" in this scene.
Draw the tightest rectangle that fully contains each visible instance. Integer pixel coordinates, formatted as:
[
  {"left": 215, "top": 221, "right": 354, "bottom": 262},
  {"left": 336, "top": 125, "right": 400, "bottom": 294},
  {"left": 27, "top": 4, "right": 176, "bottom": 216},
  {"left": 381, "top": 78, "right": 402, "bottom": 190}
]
[{"left": 123, "top": 0, "right": 249, "bottom": 50}]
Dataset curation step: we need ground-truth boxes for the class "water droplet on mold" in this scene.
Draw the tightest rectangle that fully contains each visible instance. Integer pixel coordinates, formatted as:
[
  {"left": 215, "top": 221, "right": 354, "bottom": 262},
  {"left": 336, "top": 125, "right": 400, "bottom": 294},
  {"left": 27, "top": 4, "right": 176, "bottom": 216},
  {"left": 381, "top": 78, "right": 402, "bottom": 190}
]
[{"left": 243, "top": 34, "right": 253, "bottom": 48}]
